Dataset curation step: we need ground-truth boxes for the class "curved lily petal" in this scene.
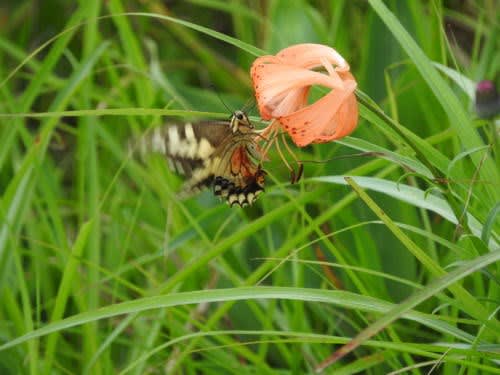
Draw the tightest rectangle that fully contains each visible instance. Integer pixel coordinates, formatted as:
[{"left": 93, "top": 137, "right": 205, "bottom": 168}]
[
  {"left": 251, "top": 43, "right": 359, "bottom": 147},
  {"left": 276, "top": 43, "right": 350, "bottom": 72},
  {"left": 280, "top": 79, "right": 356, "bottom": 146}
]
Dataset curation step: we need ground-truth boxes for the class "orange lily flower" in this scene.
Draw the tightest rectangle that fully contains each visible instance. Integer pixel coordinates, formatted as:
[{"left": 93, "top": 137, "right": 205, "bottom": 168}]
[{"left": 251, "top": 44, "right": 358, "bottom": 147}]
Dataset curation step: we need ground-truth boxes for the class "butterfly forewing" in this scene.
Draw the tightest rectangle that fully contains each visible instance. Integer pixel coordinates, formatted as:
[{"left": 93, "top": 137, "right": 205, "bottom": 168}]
[{"left": 136, "top": 112, "right": 266, "bottom": 207}]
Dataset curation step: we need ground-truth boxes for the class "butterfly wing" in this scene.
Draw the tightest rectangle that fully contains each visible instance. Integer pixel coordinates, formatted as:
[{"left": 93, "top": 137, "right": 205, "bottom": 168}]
[
  {"left": 210, "top": 138, "right": 266, "bottom": 207},
  {"left": 136, "top": 120, "right": 266, "bottom": 207}
]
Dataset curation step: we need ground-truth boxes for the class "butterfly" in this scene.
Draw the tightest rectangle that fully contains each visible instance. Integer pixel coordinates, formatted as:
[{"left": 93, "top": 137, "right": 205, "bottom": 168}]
[{"left": 136, "top": 110, "right": 266, "bottom": 207}]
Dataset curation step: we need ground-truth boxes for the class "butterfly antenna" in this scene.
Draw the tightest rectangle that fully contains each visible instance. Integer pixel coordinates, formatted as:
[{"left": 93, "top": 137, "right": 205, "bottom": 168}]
[
  {"left": 213, "top": 89, "right": 234, "bottom": 116},
  {"left": 242, "top": 97, "right": 256, "bottom": 114}
]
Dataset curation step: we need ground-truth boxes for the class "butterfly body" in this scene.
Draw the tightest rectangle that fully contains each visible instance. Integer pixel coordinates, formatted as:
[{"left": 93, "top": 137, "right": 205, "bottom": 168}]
[{"left": 137, "top": 111, "right": 266, "bottom": 207}]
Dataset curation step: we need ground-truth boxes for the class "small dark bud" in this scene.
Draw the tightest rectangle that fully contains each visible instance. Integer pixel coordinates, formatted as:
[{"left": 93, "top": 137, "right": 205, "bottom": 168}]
[{"left": 475, "top": 80, "right": 500, "bottom": 119}]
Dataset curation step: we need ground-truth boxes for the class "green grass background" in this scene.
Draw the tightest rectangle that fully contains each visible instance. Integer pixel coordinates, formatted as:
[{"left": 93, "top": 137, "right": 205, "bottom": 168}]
[{"left": 0, "top": 0, "right": 499, "bottom": 374}]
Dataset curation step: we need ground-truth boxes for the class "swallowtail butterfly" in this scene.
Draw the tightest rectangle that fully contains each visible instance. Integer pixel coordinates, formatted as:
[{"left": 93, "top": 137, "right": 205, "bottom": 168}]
[{"left": 137, "top": 110, "right": 266, "bottom": 207}]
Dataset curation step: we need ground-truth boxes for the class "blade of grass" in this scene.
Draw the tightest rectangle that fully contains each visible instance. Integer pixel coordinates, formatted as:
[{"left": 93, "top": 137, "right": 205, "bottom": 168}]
[
  {"left": 340, "top": 177, "right": 498, "bottom": 330},
  {"left": 0, "top": 108, "right": 227, "bottom": 119},
  {"left": 121, "top": 329, "right": 499, "bottom": 375},
  {"left": 124, "top": 12, "right": 265, "bottom": 57},
  {"left": 106, "top": 1, "right": 154, "bottom": 108},
  {"left": 0, "top": 7, "right": 85, "bottom": 175},
  {"left": 312, "top": 175, "right": 495, "bottom": 245},
  {"left": 368, "top": 0, "right": 498, "bottom": 206},
  {"left": 315, "top": 199, "right": 500, "bottom": 370},
  {"left": 0, "top": 41, "right": 109, "bottom": 291},
  {"left": 43, "top": 221, "right": 93, "bottom": 373},
  {"left": 77, "top": 1, "right": 104, "bottom": 373},
  {"left": 0, "top": 285, "right": 480, "bottom": 353},
  {"left": 337, "top": 136, "right": 433, "bottom": 178}
]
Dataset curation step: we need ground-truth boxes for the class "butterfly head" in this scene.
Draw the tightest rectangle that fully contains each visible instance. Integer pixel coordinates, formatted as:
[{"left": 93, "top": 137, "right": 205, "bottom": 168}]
[{"left": 230, "top": 110, "right": 253, "bottom": 133}]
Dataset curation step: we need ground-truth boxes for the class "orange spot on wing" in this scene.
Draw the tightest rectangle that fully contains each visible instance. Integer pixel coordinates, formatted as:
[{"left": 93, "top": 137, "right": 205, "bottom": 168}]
[{"left": 230, "top": 146, "right": 258, "bottom": 180}]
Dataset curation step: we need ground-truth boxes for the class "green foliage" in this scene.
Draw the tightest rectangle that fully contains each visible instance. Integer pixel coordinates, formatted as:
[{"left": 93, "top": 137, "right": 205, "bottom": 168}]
[{"left": 0, "top": 0, "right": 498, "bottom": 374}]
